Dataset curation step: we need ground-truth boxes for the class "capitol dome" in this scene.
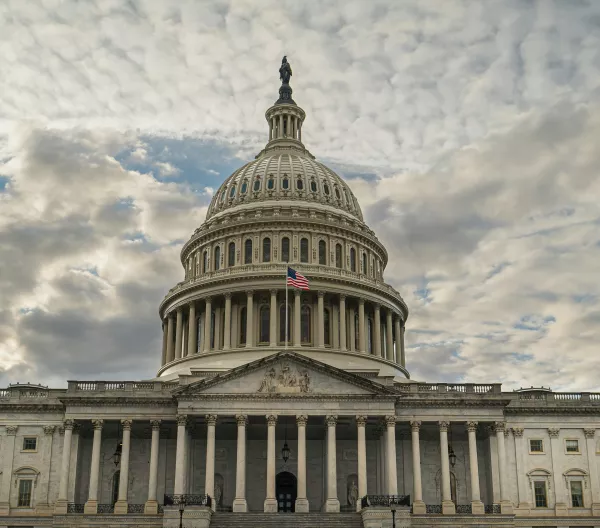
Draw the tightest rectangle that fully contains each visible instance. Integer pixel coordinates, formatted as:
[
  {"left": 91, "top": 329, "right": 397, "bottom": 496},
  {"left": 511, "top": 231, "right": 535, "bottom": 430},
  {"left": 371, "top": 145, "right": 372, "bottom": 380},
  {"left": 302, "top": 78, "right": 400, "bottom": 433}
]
[{"left": 157, "top": 66, "right": 409, "bottom": 381}]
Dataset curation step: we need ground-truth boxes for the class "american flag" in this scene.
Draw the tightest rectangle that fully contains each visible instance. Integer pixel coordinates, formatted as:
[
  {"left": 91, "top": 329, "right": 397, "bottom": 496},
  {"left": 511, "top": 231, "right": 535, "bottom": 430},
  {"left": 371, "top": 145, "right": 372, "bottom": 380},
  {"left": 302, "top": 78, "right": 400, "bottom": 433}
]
[{"left": 287, "top": 267, "right": 310, "bottom": 290}]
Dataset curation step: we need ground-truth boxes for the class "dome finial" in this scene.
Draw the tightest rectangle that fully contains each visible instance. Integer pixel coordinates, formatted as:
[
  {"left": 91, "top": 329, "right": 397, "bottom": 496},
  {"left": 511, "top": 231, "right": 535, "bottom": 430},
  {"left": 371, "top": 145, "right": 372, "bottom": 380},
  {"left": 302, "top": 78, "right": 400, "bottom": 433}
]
[{"left": 277, "top": 56, "right": 295, "bottom": 105}]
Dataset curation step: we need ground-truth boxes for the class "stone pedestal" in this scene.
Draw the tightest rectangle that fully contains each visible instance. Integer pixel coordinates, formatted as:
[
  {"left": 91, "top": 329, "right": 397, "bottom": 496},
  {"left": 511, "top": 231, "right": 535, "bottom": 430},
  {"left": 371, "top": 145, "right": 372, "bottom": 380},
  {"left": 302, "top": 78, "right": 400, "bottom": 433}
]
[
  {"left": 361, "top": 507, "right": 411, "bottom": 528},
  {"left": 232, "top": 498, "right": 248, "bottom": 512},
  {"left": 54, "top": 499, "right": 68, "bottom": 515},
  {"left": 554, "top": 502, "right": 568, "bottom": 516},
  {"left": 162, "top": 506, "right": 212, "bottom": 528},
  {"left": 471, "top": 499, "right": 485, "bottom": 515},
  {"left": 114, "top": 500, "right": 128, "bottom": 515},
  {"left": 325, "top": 498, "right": 341, "bottom": 512},
  {"left": 500, "top": 500, "right": 514, "bottom": 515},
  {"left": 411, "top": 500, "right": 426, "bottom": 514},
  {"left": 83, "top": 499, "right": 98, "bottom": 514},
  {"left": 144, "top": 499, "right": 159, "bottom": 514},
  {"left": 295, "top": 497, "right": 309, "bottom": 512},
  {"left": 442, "top": 499, "right": 456, "bottom": 514},
  {"left": 263, "top": 498, "right": 278, "bottom": 512}
]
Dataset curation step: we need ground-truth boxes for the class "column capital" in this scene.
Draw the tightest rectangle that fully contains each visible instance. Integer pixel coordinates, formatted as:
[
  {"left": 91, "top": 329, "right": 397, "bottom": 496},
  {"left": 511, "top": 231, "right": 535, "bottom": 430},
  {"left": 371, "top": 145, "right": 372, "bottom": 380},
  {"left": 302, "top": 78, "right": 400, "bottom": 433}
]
[
  {"left": 236, "top": 414, "right": 248, "bottom": 427},
  {"left": 325, "top": 415, "right": 337, "bottom": 427},
  {"left": 374, "top": 303, "right": 381, "bottom": 311},
  {"left": 547, "top": 427, "right": 560, "bottom": 438},
  {"left": 176, "top": 306, "right": 183, "bottom": 313},
  {"left": 270, "top": 289, "right": 278, "bottom": 296},
  {"left": 246, "top": 290, "right": 254, "bottom": 297},
  {"left": 205, "top": 296, "right": 212, "bottom": 303},
  {"left": 493, "top": 421, "right": 506, "bottom": 433},
  {"left": 385, "top": 415, "right": 396, "bottom": 427},
  {"left": 318, "top": 291, "right": 325, "bottom": 298},
  {"left": 356, "top": 415, "right": 367, "bottom": 427},
  {"left": 150, "top": 419, "right": 162, "bottom": 430},
  {"left": 511, "top": 427, "right": 524, "bottom": 437},
  {"left": 176, "top": 415, "right": 188, "bottom": 427},
  {"left": 296, "top": 415, "right": 308, "bottom": 427},
  {"left": 206, "top": 414, "right": 218, "bottom": 426},
  {"left": 43, "top": 425, "right": 56, "bottom": 435},
  {"left": 188, "top": 300, "right": 196, "bottom": 307},
  {"left": 92, "top": 419, "right": 104, "bottom": 430},
  {"left": 266, "top": 414, "right": 278, "bottom": 426},
  {"left": 6, "top": 425, "right": 18, "bottom": 435},
  {"left": 121, "top": 419, "right": 133, "bottom": 430},
  {"left": 339, "top": 294, "right": 346, "bottom": 301},
  {"left": 584, "top": 428, "right": 596, "bottom": 439},
  {"left": 438, "top": 421, "right": 450, "bottom": 432},
  {"left": 410, "top": 420, "right": 421, "bottom": 431},
  {"left": 358, "top": 298, "right": 365, "bottom": 306},
  {"left": 225, "top": 292, "right": 232, "bottom": 300},
  {"left": 466, "top": 421, "right": 478, "bottom": 432},
  {"left": 63, "top": 419, "right": 75, "bottom": 430},
  {"left": 294, "top": 289, "right": 301, "bottom": 298}
]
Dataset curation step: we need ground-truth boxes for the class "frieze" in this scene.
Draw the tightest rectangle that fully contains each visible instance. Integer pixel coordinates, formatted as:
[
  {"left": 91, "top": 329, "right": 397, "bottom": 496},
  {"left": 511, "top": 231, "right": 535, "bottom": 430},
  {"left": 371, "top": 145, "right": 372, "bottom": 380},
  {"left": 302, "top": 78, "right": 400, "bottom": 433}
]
[{"left": 257, "top": 362, "right": 311, "bottom": 394}]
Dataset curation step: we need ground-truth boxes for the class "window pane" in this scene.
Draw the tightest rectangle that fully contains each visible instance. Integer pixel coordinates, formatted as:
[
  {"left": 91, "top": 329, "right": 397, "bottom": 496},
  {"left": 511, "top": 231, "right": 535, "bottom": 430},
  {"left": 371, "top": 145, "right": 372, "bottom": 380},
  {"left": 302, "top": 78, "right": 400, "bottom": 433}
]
[
  {"left": 228, "top": 242, "right": 236, "bottom": 267},
  {"left": 319, "top": 240, "right": 326, "bottom": 265},
  {"left": 530, "top": 439, "right": 543, "bottom": 452},
  {"left": 229, "top": 185, "right": 236, "bottom": 198},
  {"left": 245, "top": 239, "right": 253, "bottom": 264},
  {"left": 241, "top": 181, "right": 248, "bottom": 194},
  {"left": 571, "top": 481, "right": 584, "bottom": 507},
  {"left": 534, "top": 481, "right": 547, "bottom": 507},
  {"left": 282, "top": 237, "right": 290, "bottom": 262},
  {"left": 23, "top": 437, "right": 37, "bottom": 451},
  {"left": 566, "top": 439, "right": 579, "bottom": 452},
  {"left": 203, "top": 251, "right": 208, "bottom": 273},
  {"left": 362, "top": 253, "right": 367, "bottom": 274},
  {"left": 263, "top": 238, "right": 271, "bottom": 262},
  {"left": 259, "top": 306, "right": 270, "bottom": 343},
  {"left": 300, "top": 238, "right": 309, "bottom": 263},
  {"left": 310, "top": 180, "right": 317, "bottom": 192},
  {"left": 253, "top": 179, "right": 261, "bottom": 192},
  {"left": 267, "top": 178, "right": 274, "bottom": 190},
  {"left": 297, "top": 178, "right": 303, "bottom": 190},
  {"left": 282, "top": 178, "right": 289, "bottom": 190},
  {"left": 18, "top": 479, "right": 32, "bottom": 507}
]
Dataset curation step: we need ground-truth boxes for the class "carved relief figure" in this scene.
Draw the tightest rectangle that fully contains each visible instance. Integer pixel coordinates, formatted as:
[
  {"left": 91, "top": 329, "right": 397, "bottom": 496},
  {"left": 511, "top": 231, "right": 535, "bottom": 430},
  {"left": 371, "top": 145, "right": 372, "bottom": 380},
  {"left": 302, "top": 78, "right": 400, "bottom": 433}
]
[
  {"left": 258, "top": 367, "right": 277, "bottom": 393},
  {"left": 257, "top": 363, "right": 310, "bottom": 393},
  {"left": 299, "top": 371, "right": 310, "bottom": 392}
]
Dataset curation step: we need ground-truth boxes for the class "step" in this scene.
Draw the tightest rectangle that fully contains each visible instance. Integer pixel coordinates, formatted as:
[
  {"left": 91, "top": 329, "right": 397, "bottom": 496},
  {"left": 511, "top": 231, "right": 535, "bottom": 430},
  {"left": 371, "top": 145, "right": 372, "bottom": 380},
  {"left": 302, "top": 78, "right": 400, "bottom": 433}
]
[{"left": 210, "top": 512, "right": 363, "bottom": 528}]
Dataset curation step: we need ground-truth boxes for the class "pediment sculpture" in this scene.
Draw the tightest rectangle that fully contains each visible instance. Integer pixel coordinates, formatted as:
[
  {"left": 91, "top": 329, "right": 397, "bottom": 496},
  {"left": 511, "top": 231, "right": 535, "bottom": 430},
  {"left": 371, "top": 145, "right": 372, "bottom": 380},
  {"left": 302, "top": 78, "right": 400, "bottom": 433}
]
[{"left": 257, "top": 362, "right": 310, "bottom": 394}]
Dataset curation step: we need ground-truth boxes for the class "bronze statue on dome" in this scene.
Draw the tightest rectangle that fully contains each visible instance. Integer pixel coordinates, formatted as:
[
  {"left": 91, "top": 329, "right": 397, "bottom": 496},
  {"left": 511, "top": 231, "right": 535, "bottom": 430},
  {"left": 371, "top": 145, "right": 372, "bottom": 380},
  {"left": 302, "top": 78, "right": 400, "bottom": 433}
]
[{"left": 279, "top": 56, "right": 292, "bottom": 85}]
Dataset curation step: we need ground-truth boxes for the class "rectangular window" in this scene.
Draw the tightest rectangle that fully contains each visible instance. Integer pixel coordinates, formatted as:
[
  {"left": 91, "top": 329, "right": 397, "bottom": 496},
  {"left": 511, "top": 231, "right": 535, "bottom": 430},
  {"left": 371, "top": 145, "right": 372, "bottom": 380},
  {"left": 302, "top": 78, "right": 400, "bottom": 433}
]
[
  {"left": 18, "top": 479, "right": 33, "bottom": 507},
  {"left": 565, "top": 439, "right": 580, "bottom": 453},
  {"left": 22, "top": 437, "right": 37, "bottom": 451},
  {"left": 529, "top": 439, "right": 544, "bottom": 453},
  {"left": 570, "top": 481, "right": 584, "bottom": 507},
  {"left": 534, "top": 481, "right": 548, "bottom": 507}
]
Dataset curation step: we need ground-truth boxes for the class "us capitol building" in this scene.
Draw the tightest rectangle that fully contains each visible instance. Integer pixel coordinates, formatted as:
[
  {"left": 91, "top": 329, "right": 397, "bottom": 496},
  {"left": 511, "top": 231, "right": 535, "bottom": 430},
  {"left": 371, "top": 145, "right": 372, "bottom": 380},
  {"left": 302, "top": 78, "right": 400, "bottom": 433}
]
[{"left": 1, "top": 59, "right": 600, "bottom": 528}]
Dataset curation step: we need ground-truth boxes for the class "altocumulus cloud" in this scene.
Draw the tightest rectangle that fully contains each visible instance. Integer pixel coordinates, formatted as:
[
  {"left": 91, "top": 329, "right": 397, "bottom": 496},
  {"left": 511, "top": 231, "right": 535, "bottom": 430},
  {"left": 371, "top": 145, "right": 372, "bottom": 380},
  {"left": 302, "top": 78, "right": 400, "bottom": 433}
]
[{"left": 0, "top": 0, "right": 600, "bottom": 389}]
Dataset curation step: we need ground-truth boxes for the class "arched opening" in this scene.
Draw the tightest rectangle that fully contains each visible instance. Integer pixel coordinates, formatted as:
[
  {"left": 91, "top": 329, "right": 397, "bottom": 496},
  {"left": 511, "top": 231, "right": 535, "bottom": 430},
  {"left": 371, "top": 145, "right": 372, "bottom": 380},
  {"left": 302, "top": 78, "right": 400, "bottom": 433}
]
[
  {"left": 281, "top": 237, "right": 290, "bottom": 263},
  {"left": 300, "top": 238, "right": 309, "bottom": 263},
  {"left": 263, "top": 237, "right": 271, "bottom": 263},
  {"left": 279, "top": 304, "right": 291, "bottom": 345},
  {"left": 362, "top": 253, "right": 367, "bottom": 274},
  {"left": 112, "top": 470, "right": 120, "bottom": 504},
  {"left": 301, "top": 305, "right": 311, "bottom": 345},
  {"left": 228, "top": 242, "right": 236, "bottom": 267},
  {"left": 318, "top": 240, "right": 327, "bottom": 265},
  {"left": 244, "top": 239, "right": 253, "bottom": 264},
  {"left": 259, "top": 305, "right": 270, "bottom": 344},
  {"left": 276, "top": 471, "right": 297, "bottom": 513},
  {"left": 350, "top": 247, "right": 356, "bottom": 272},
  {"left": 335, "top": 244, "right": 342, "bottom": 269},
  {"left": 239, "top": 307, "right": 247, "bottom": 346},
  {"left": 214, "top": 246, "right": 221, "bottom": 271}
]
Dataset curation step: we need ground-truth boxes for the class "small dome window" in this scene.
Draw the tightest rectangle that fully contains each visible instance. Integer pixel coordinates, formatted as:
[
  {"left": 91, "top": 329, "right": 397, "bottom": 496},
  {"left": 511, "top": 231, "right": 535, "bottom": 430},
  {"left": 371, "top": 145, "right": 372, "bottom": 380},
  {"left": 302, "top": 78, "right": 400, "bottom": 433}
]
[
  {"left": 229, "top": 185, "right": 236, "bottom": 198},
  {"left": 282, "top": 177, "right": 289, "bottom": 190},
  {"left": 267, "top": 177, "right": 275, "bottom": 190},
  {"left": 323, "top": 183, "right": 330, "bottom": 196},
  {"left": 220, "top": 190, "right": 226, "bottom": 203},
  {"left": 241, "top": 180, "right": 248, "bottom": 194},
  {"left": 334, "top": 187, "right": 341, "bottom": 200},
  {"left": 297, "top": 178, "right": 304, "bottom": 190},
  {"left": 253, "top": 178, "right": 261, "bottom": 192},
  {"left": 310, "top": 180, "right": 317, "bottom": 193}
]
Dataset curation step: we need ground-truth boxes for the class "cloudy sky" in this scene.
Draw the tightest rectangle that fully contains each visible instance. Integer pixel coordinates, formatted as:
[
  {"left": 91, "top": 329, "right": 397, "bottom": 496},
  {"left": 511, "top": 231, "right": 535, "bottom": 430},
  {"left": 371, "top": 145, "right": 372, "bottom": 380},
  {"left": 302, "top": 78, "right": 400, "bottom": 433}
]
[{"left": 1, "top": 0, "right": 599, "bottom": 391}]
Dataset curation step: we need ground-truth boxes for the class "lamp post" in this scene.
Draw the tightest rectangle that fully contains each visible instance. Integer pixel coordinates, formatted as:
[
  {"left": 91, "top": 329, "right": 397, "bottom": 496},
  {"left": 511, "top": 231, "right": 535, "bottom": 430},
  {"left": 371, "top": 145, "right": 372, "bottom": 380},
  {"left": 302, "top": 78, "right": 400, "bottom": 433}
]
[
  {"left": 391, "top": 504, "right": 397, "bottom": 528},
  {"left": 178, "top": 495, "right": 186, "bottom": 528}
]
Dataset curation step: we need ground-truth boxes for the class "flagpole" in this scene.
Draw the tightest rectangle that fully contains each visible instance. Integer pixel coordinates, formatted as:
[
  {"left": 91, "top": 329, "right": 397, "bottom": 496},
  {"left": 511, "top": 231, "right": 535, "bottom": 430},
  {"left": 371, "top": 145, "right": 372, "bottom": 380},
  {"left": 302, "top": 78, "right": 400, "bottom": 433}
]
[{"left": 285, "top": 267, "right": 288, "bottom": 350}]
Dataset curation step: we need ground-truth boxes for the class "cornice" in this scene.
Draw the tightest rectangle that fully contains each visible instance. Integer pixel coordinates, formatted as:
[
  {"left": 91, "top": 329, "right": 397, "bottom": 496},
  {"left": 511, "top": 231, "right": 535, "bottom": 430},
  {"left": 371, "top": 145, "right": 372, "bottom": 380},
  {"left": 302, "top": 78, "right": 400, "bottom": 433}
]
[
  {"left": 60, "top": 398, "right": 177, "bottom": 407},
  {"left": 505, "top": 406, "right": 600, "bottom": 415},
  {"left": 179, "top": 393, "right": 398, "bottom": 402},
  {"left": 395, "top": 398, "right": 511, "bottom": 408},
  {"left": 0, "top": 403, "right": 65, "bottom": 412}
]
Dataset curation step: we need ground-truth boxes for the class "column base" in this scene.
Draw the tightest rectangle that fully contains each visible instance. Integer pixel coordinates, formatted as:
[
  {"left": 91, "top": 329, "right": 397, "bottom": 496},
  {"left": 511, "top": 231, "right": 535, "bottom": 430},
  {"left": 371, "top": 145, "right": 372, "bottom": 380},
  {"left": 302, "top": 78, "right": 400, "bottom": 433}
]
[
  {"left": 54, "top": 499, "right": 68, "bottom": 515},
  {"left": 295, "top": 498, "right": 309, "bottom": 512},
  {"left": 500, "top": 500, "right": 514, "bottom": 515},
  {"left": 442, "top": 500, "right": 456, "bottom": 514},
  {"left": 471, "top": 500, "right": 484, "bottom": 515},
  {"left": 325, "top": 498, "right": 340, "bottom": 512},
  {"left": 592, "top": 503, "right": 600, "bottom": 516},
  {"left": 232, "top": 498, "right": 248, "bottom": 512},
  {"left": 114, "top": 500, "right": 128, "bottom": 514},
  {"left": 0, "top": 502, "right": 10, "bottom": 516},
  {"left": 411, "top": 500, "right": 426, "bottom": 514},
  {"left": 84, "top": 500, "right": 98, "bottom": 514},
  {"left": 144, "top": 500, "right": 158, "bottom": 514},
  {"left": 554, "top": 502, "right": 568, "bottom": 516},
  {"left": 264, "top": 498, "right": 278, "bottom": 512}
]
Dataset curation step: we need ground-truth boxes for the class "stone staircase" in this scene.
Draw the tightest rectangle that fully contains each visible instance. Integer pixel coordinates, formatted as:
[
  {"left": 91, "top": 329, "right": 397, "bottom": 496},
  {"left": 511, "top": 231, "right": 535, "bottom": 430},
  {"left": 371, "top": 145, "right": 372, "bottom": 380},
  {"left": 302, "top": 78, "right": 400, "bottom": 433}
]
[{"left": 210, "top": 512, "right": 363, "bottom": 528}]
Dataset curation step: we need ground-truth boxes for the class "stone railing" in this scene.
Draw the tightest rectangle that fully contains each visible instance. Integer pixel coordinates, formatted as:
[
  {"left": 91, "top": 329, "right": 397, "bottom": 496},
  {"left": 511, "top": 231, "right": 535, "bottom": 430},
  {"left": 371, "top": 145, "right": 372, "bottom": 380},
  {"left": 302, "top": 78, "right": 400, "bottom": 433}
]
[
  {"left": 407, "top": 383, "right": 502, "bottom": 395},
  {"left": 516, "top": 392, "right": 600, "bottom": 403},
  {"left": 0, "top": 386, "right": 62, "bottom": 401},
  {"left": 67, "top": 381, "right": 167, "bottom": 393}
]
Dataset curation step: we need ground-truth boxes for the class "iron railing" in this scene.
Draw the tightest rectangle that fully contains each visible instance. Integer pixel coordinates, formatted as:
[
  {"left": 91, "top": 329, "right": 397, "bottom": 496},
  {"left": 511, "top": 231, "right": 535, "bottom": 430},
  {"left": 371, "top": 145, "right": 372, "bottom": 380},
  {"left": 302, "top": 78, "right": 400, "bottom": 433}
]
[
  {"left": 127, "top": 503, "right": 145, "bottom": 513},
  {"left": 66, "top": 503, "right": 84, "bottom": 513},
  {"left": 97, "top": 504, "right": 115, "bottom": 513},
  {"left": 485, "top": 504, "right": 501, "bottom": 514},
  {"left": 425, "top": 504, "right": 442, "bottom": 514},
  {"left": 164, "top": 494, "right": 212, "bottom": 507},
  {"left": 360, "top": 495, "right": 411, "bottom": 508},
  {"left": 456, "top": 504, "right": 472, "bottom": 514}
]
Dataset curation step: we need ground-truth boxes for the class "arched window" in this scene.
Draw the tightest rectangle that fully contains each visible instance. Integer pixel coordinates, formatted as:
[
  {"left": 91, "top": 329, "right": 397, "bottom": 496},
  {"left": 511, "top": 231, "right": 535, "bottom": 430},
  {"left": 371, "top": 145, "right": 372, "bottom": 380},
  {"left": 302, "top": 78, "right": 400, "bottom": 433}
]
[
  {"left": 214, "top": 246, "right": 221, "bottom": 271},
  {"left": 296, "top": 178, "right": 304, "bottom": 190},
  {"left": 244, "top": 239, "right": 253, "bottom": 264},
  {"left": 203, "top": 250, "right": 208, "bottom": 273},
  {"left": 323, "top": 183, "right": 330, "bottom": 196},
  {"left": 267, "top": 177, "right": 275, "bottom": 190},
  {"left": 241, "top": 180, "right": 248, "bottom": 194},
  {"left": 259, "top": 305, "right": 270, "bottom": 343},
  {"left": 310, "top": 180, "right": 317, "bottom": 193},
  {"left": 335, "top": 244, "right": 342, "bottom": 269},
  {"left": 279, "top": 304, "right": 291, "bottom": 344},
  {"left": 112, "top": 470, "right": 120, "bottom": 504},
  {"left": 281, "top": 237, "right": 290, "bottom": 263},
  {"left": 324, "top": 308, "right": 331, "bottom": 346},
  {"left": 319, "top": 240, "right": 327, "bottom": 265},
  {"left": 240, "top": 307, "right": 247, "bottom": 345},
  {"left": 371, "top": 258, "right": 375, "bottom": 277},
  {"left": 220, "top": 190, "right": 226, "bottom": 203},
  {"left": 229, "top": 185, "right": 236, "bottom": 198},
  {"left": 301, "top": 305, "right": 311, "bottom": 344},
  {"left": 300, "top": 238, "right": 309, "bottom": 263},
  {"left": 282, "top": 177, "right": 289, "bottom": 190},
  {"left": 335, "top": 187, "right": 341, "bottom": 200},
  {"left": 263, "top": 237, "right": 271, "bottom": 262},
  {"left": 362, "top": 252, "right": 367, "bottom": 274},
  {"left": 350, "top": 248, "right": 356, "bottom": 272},
  {"left": 253, "top": 178, "right": 261, "bottom": 192},
  {"left": 228, "top": 242, "right": 236, "bottom": 267}
]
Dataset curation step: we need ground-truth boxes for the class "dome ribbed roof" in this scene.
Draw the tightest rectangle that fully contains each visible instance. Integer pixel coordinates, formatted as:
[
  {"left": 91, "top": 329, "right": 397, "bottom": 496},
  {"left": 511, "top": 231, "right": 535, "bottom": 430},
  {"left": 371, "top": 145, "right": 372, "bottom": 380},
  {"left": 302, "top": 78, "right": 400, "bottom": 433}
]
[{"left": 206, "top": 151, "right": 364, "bottom": 222}]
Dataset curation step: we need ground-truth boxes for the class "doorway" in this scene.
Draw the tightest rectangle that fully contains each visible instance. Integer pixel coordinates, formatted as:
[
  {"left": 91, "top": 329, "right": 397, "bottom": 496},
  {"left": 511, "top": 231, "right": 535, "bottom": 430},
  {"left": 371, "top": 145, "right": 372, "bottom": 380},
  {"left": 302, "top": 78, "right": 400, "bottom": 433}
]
[{"left": 276, "top": 471, "right": 297, "bottom": 512}]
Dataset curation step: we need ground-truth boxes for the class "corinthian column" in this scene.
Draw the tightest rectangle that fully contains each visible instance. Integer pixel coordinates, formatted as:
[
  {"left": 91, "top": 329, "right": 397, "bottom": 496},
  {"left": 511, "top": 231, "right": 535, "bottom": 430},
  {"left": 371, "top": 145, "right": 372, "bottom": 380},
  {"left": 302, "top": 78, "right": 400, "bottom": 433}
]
[
  {"left": 495, "top": 422, "right": 514, "bottom": 514},
  {"left": 584, "top": 429, "right": 600, "bottom": 514},
  {"left": 385, "top": 311, "right": 393, "bottom": 361},
  {"left": 114, "top": 420, "right": 132, "bottom": 514},
  {"left": 246, "top": 291, "right": 254, "bottom": 347},
  {"left": 466, "top": 422, "right": 484, "bottom": 514},
  {"left": 187, "top": 302, "right": 197, "bottom": 355},
  {"left": 0, "top": 425, "right": 17, "bottom": 515},
  {"left": 84, "top": 419, "right": 103, "bottom": 514},
  {"left": 439, "top": 421, "right": 455, "bottom": 515},
  {"left": 293, "top": 290, "right": 301, "bottom": 346},
  {"left": 233, "top": 415, "right": 248, "bottom": 512},
  {"left": 204, "top": 297, "right": 212, "bottom": 352},
  {"left": 166, "top": 315, "right": 175, "bottom": 363},
  {"left": 174, "top": 415, "right": 187, "bottom": 494},
  {"left": 205, "top": 414, "right": 217, "bottom": 508},
  {"left": 356, "top": 416, "right": 367, "bottom": 511},
  {"left": 54, "top": 420, "right": 74, "bottom": 514},
  {"left": 385, "top": 416, "right": 398, "bottom": 494},
  {"left": 175, "top": 308, "right": 183, "bottom": 359},
  {"left": 264, "top": 414, "right": 278, "bottom": 512},
  {"left": 318, "top": 291, "right": 325, "bottom": 347},
  {"left": 223, "top": 293, "right": 232, "bottom": 350},
  {"left": 269, "top": 290, "right": 277, "bottom": 346},
  {"left": 410, "top": 421, "right": 426, "bottom": 514},
  {"left": 339, "top": 295, "right": 347, "bottom": 351},
  {"left": 325, "top": 415, "right": 340, "bottom": 512},
  {"left": 548, "top": 427, "right": 566, "bottom": 515},
  {"left": 161, "top": 322, "right": 168, "bottom": 365},
  {"left": 373, "top": 305, "right": 382, "bottom": 357},
  {"left": 295, "top": 415, "right": 309, "bottom": 512},
  {"left": 144, "top": 420, "right": 161, "bottom": 514}
]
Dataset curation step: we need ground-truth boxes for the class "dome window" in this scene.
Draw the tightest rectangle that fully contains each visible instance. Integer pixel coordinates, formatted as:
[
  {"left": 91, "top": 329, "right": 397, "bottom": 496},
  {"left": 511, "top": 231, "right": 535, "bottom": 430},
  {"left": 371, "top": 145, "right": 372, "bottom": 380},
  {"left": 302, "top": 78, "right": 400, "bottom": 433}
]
[
  {"left": 335, "top": 187, "right": 341, "bottom": 200},
  {"left": 220, "top": 190, "right": 226, "bottom": 203},
  {"left": 310, "top": 180, "right": 317, "bottom": 193},
  {"left": 229, "top": 185, "right": 236, "bottom": 198},
  {"left": 253, "top": 179, "right": 261, "bottom": 192},
  {"left": 267, "top": 177, "right": 275, "bottom": 190},
  {"left": 241, "top": 180, "right": 248, "bottom": 194},
  {"left": 282, "top": 177, "right": 289, "bottom": 190},
  {"left": 297, "top": 178, "right": 304, "bottom": 190},
  {"left": 323, "top": 183, "right": 330, "bottom": 196}
]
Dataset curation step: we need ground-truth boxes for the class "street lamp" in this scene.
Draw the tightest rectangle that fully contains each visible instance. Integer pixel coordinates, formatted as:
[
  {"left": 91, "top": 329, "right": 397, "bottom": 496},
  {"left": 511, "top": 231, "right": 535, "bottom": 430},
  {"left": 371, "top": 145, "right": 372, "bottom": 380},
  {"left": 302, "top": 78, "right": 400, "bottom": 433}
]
[
  {"left": 390, "top": 503, "right": 397, "bottom": 528},
  {"left": 178, "top": 495, "right": 186, "bottom": 528}
]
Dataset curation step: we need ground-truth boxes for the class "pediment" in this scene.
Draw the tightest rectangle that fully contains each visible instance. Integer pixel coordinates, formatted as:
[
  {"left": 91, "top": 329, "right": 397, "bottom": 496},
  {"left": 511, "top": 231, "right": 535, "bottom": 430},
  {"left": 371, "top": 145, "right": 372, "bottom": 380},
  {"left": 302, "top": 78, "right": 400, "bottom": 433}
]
[{"left": 174, "top": 352, "right": 397, "bottom": 398}]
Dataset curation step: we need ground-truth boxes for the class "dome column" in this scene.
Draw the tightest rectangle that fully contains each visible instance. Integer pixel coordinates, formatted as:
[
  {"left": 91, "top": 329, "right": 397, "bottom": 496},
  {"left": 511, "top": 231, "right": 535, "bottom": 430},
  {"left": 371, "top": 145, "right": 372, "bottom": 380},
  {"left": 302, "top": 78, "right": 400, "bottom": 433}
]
[
  {"left": 246, "top": 291, "right": 254, "bottom": 347},
  {"left": 175, "top": 308, "right": 183, "bottom": 359},
  {"left": 293, "top": 290, "right": 301, "bottom": 346},
  {"left": 223, "top": 294, "right": 232, "bottom": 350},
  {"left": 394, "top": 316, "right": 403, "bottom": 365},
  {"left": 317, "top": 291, "right": 325, "bottom": 348},
  {"left": 161, "top": 322, "right": 168, "bottom": 365},
  {"left": 204, "top": 297, "right": 212, "bottom": 352},
  {"left": 339, "top": 295, "right": 347, "bottom": 351},
  {"left": 166, "top": 314, "right": 175, "bottom": 363},
  {"left": 358, "top": 299, "right": 366, "bottom": 353},
  {"left": 386, "top": 310, "right": 394, "bottom": 361},
  {"left": 187, "top": 302, "right": 197, "bottom": 356},
  {"left": 373, "top": 304, "right": 382, "bottom": 357},
  {"left": 269, "top": 290, "right": 277, "bottom": 347}
]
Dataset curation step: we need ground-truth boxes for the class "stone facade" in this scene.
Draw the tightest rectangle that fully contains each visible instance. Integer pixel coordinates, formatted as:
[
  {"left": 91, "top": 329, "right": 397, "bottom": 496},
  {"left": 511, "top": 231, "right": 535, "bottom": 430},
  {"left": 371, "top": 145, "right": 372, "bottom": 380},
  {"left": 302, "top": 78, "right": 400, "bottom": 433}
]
[{"left": 1, "top": 63, "right": 600, "bottom": 528}]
